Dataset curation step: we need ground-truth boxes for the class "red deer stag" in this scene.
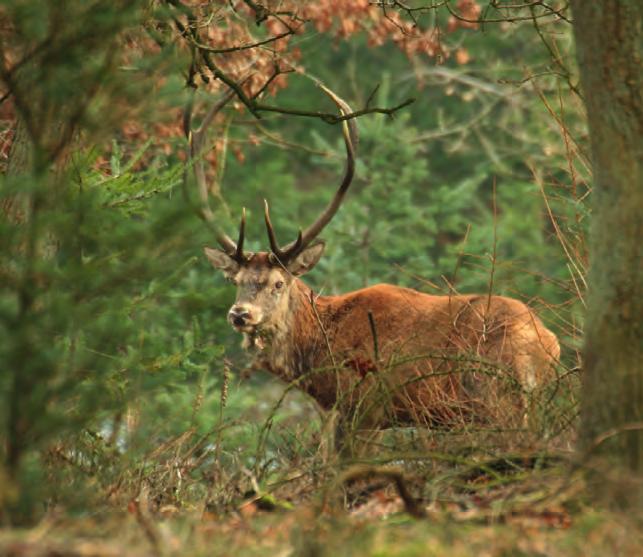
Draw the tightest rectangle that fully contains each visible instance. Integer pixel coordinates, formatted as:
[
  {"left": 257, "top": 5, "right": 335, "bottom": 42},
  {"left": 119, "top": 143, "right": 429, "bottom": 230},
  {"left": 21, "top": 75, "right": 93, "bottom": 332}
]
[{"left": 188, "top": 85, "right": 560, "bottom": 443}]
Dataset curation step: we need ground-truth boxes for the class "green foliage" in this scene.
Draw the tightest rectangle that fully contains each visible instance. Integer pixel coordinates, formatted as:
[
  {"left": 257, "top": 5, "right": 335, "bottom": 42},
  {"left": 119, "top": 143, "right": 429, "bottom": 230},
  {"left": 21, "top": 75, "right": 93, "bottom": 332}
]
[
  {"left": 0, "top": 0, "right": 587, "bottom": 526},
  {"left": 0, "top": 146, "right": 236, "bottom": 517}
]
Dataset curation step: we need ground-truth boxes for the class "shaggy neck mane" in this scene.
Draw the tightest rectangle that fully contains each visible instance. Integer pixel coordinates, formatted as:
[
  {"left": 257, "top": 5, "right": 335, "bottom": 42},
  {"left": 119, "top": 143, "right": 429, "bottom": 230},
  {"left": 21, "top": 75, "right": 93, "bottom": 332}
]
[{"left": 254, "top": 278, "right": 334, "bottom": 384}]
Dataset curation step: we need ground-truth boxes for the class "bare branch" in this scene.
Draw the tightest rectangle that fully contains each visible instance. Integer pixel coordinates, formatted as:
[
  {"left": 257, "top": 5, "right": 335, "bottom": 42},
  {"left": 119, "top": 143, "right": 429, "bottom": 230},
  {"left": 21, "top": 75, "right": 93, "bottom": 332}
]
[
  {"left": 374, "top": 0, "right": 571, "bottom": 25},
  {"left": 166, "top": 1, "right": 414, "bottom": 123},
  {"left": 183, "top": 29, "right": 295, "bottom": 55},
  {"left": 444, "top": 0, "right": 571, "bottom": 25},
  {"left": 252, "top": 96, "right": 415, "bottom": 124}
]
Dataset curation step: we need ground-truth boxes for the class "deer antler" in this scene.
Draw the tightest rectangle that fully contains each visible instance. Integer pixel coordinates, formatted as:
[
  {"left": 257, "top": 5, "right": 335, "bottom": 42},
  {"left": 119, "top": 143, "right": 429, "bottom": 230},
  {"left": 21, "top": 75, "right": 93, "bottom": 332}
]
[
  {"left": 186, "top": 88, "right": 248, "bottom": 261},
  {"left": 264, "top": 84, "right": 358, "bottom": 263}
]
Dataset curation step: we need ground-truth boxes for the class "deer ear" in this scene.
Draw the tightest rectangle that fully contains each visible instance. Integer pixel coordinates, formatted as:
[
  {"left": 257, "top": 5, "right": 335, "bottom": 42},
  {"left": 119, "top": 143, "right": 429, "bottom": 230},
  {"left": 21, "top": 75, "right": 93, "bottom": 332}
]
[
  {"left": 204, "top": 247, "right": 240, "bottom": 278},
  {"left": 287, "top": 242, "right": 325, "bottom": 276}
]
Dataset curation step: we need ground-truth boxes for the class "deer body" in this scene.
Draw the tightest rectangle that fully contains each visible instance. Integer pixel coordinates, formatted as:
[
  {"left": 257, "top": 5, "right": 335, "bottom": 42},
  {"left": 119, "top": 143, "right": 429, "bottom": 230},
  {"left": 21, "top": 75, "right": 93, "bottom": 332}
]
[
  {"left": 214, "top": 255, "right": 560, "bottom": 430},
  {"left": 191, "top": 84, "right": 560, "bottom": 437}
]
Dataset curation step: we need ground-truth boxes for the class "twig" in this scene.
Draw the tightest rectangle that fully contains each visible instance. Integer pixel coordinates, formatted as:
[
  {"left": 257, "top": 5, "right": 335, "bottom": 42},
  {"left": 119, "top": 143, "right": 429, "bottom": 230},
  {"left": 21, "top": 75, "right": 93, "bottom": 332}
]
[
  {"left": 310, "top": 290, "right": 338, "bottom": 371},
  {"left": 251, "top": 95, "right": 415, "bottom": 124},
  {"left": 133, "top": 485, "right": 165, "bottom": 556},
  {"left": 530, "top": 164, "right": 588, "bottom": 290},
  {"left": 338, "top": 464, "right": 427, "bottom": 518},
  {"left": 367, "top": 311, "right": 380, "bottom": 363},
  {"left": 585, "top": 422, "right": 643, "bottom": 456},
  {"left": 185, "top": 30, "right": 295, "bottom": 55},
  {"left": 444, "top": 0, "right": 571, "bottom": 24},
  {"left": 485, "top": 178, "right": 498, "bottom": 316}
]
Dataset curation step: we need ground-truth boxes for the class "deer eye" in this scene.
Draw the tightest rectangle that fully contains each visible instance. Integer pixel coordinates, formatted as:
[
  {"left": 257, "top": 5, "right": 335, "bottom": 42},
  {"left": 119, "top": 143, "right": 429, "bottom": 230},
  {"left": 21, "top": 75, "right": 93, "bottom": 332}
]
[{"left": 275, "top": 280, "right": 284, "bottom": 289}]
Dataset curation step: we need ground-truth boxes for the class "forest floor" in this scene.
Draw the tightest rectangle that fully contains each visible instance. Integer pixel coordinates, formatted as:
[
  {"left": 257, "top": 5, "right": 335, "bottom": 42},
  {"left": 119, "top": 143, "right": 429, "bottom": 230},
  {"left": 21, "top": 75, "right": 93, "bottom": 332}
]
[
  {"left": 2, "top": 384, "right": 641, "bottom": 556},
  {"left": 0, "top": 498, "right": 641, "bottom": 556},
  {"left": 1, "top": 454, "right": 642, "bottom": 557},
  {"left": 0, "top": 506, "right": 640, "bottom": 557}
]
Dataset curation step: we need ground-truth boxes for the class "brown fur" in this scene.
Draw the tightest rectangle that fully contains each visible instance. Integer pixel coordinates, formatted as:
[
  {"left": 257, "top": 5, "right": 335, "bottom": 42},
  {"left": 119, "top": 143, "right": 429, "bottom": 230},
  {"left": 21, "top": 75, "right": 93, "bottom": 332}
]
[{"left": 206, "top": 249, "right": 560, "bottom": 436}]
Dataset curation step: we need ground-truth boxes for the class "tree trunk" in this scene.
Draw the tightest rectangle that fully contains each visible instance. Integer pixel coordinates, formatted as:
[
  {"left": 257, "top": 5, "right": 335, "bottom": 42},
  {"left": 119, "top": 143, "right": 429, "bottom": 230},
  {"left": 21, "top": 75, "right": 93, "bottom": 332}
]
[{"left": 570, "top": 1, "right": 643, "bottom": 508}]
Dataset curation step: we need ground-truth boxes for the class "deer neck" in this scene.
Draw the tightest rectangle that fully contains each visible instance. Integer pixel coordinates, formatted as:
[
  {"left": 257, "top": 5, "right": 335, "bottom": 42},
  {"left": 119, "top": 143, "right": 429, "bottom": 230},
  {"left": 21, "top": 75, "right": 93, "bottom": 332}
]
[{"left": 246, "top": 279, "right": 335, "bottom": 383}]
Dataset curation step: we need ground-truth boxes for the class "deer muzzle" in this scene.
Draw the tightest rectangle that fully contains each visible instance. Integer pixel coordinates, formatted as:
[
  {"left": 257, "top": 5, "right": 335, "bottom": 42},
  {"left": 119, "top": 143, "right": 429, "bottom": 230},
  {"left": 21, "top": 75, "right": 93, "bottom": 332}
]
[{"left": 228, "top": 304, "right": 261, "bottom": 331}]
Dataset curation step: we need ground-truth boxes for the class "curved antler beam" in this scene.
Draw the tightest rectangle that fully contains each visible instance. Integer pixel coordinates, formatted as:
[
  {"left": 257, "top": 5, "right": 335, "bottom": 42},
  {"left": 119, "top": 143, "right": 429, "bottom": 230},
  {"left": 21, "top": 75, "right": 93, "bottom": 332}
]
[
  {"left": 297, "top": 84, "right": 357, "bottom": 249},
  {"left": 265, "top": 84, "right": 358, "bottom": 263},
  {"left": 186, "top": 87, "right": 249, "bottom": 261}
]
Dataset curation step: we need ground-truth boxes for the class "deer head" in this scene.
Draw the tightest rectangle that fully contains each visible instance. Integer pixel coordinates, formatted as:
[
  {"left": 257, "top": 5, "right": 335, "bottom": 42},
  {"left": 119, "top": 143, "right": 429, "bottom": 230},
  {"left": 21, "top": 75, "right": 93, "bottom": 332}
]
[{"left": 188, "top": 85, "right": 357, "bottom": 337}]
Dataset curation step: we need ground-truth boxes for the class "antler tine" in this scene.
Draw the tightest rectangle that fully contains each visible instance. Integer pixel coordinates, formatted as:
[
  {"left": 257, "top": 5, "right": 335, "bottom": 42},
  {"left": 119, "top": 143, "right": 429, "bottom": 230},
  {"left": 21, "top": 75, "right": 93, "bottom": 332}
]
[
  {"left": 263, "top": 199, "right": 305, "bottom": 263},
  {"left": 264, "top": 199, "right": 286, "bottom": 260},
  {"left": 187, "top": 88, "right": 241, "bottom": 257},
  {"left": 274, "top": 84, "right": 358, "bottom": 262},
  {"left": 234, "top": 207, "right": 247, "bottom": 261}
]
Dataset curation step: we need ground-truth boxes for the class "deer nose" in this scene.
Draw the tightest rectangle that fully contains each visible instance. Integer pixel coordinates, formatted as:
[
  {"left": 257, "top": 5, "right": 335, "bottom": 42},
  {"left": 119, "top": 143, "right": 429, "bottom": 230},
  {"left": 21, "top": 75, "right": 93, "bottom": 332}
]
[{"left": 228, "top": 306, "right": 251, "bottom": 327}]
